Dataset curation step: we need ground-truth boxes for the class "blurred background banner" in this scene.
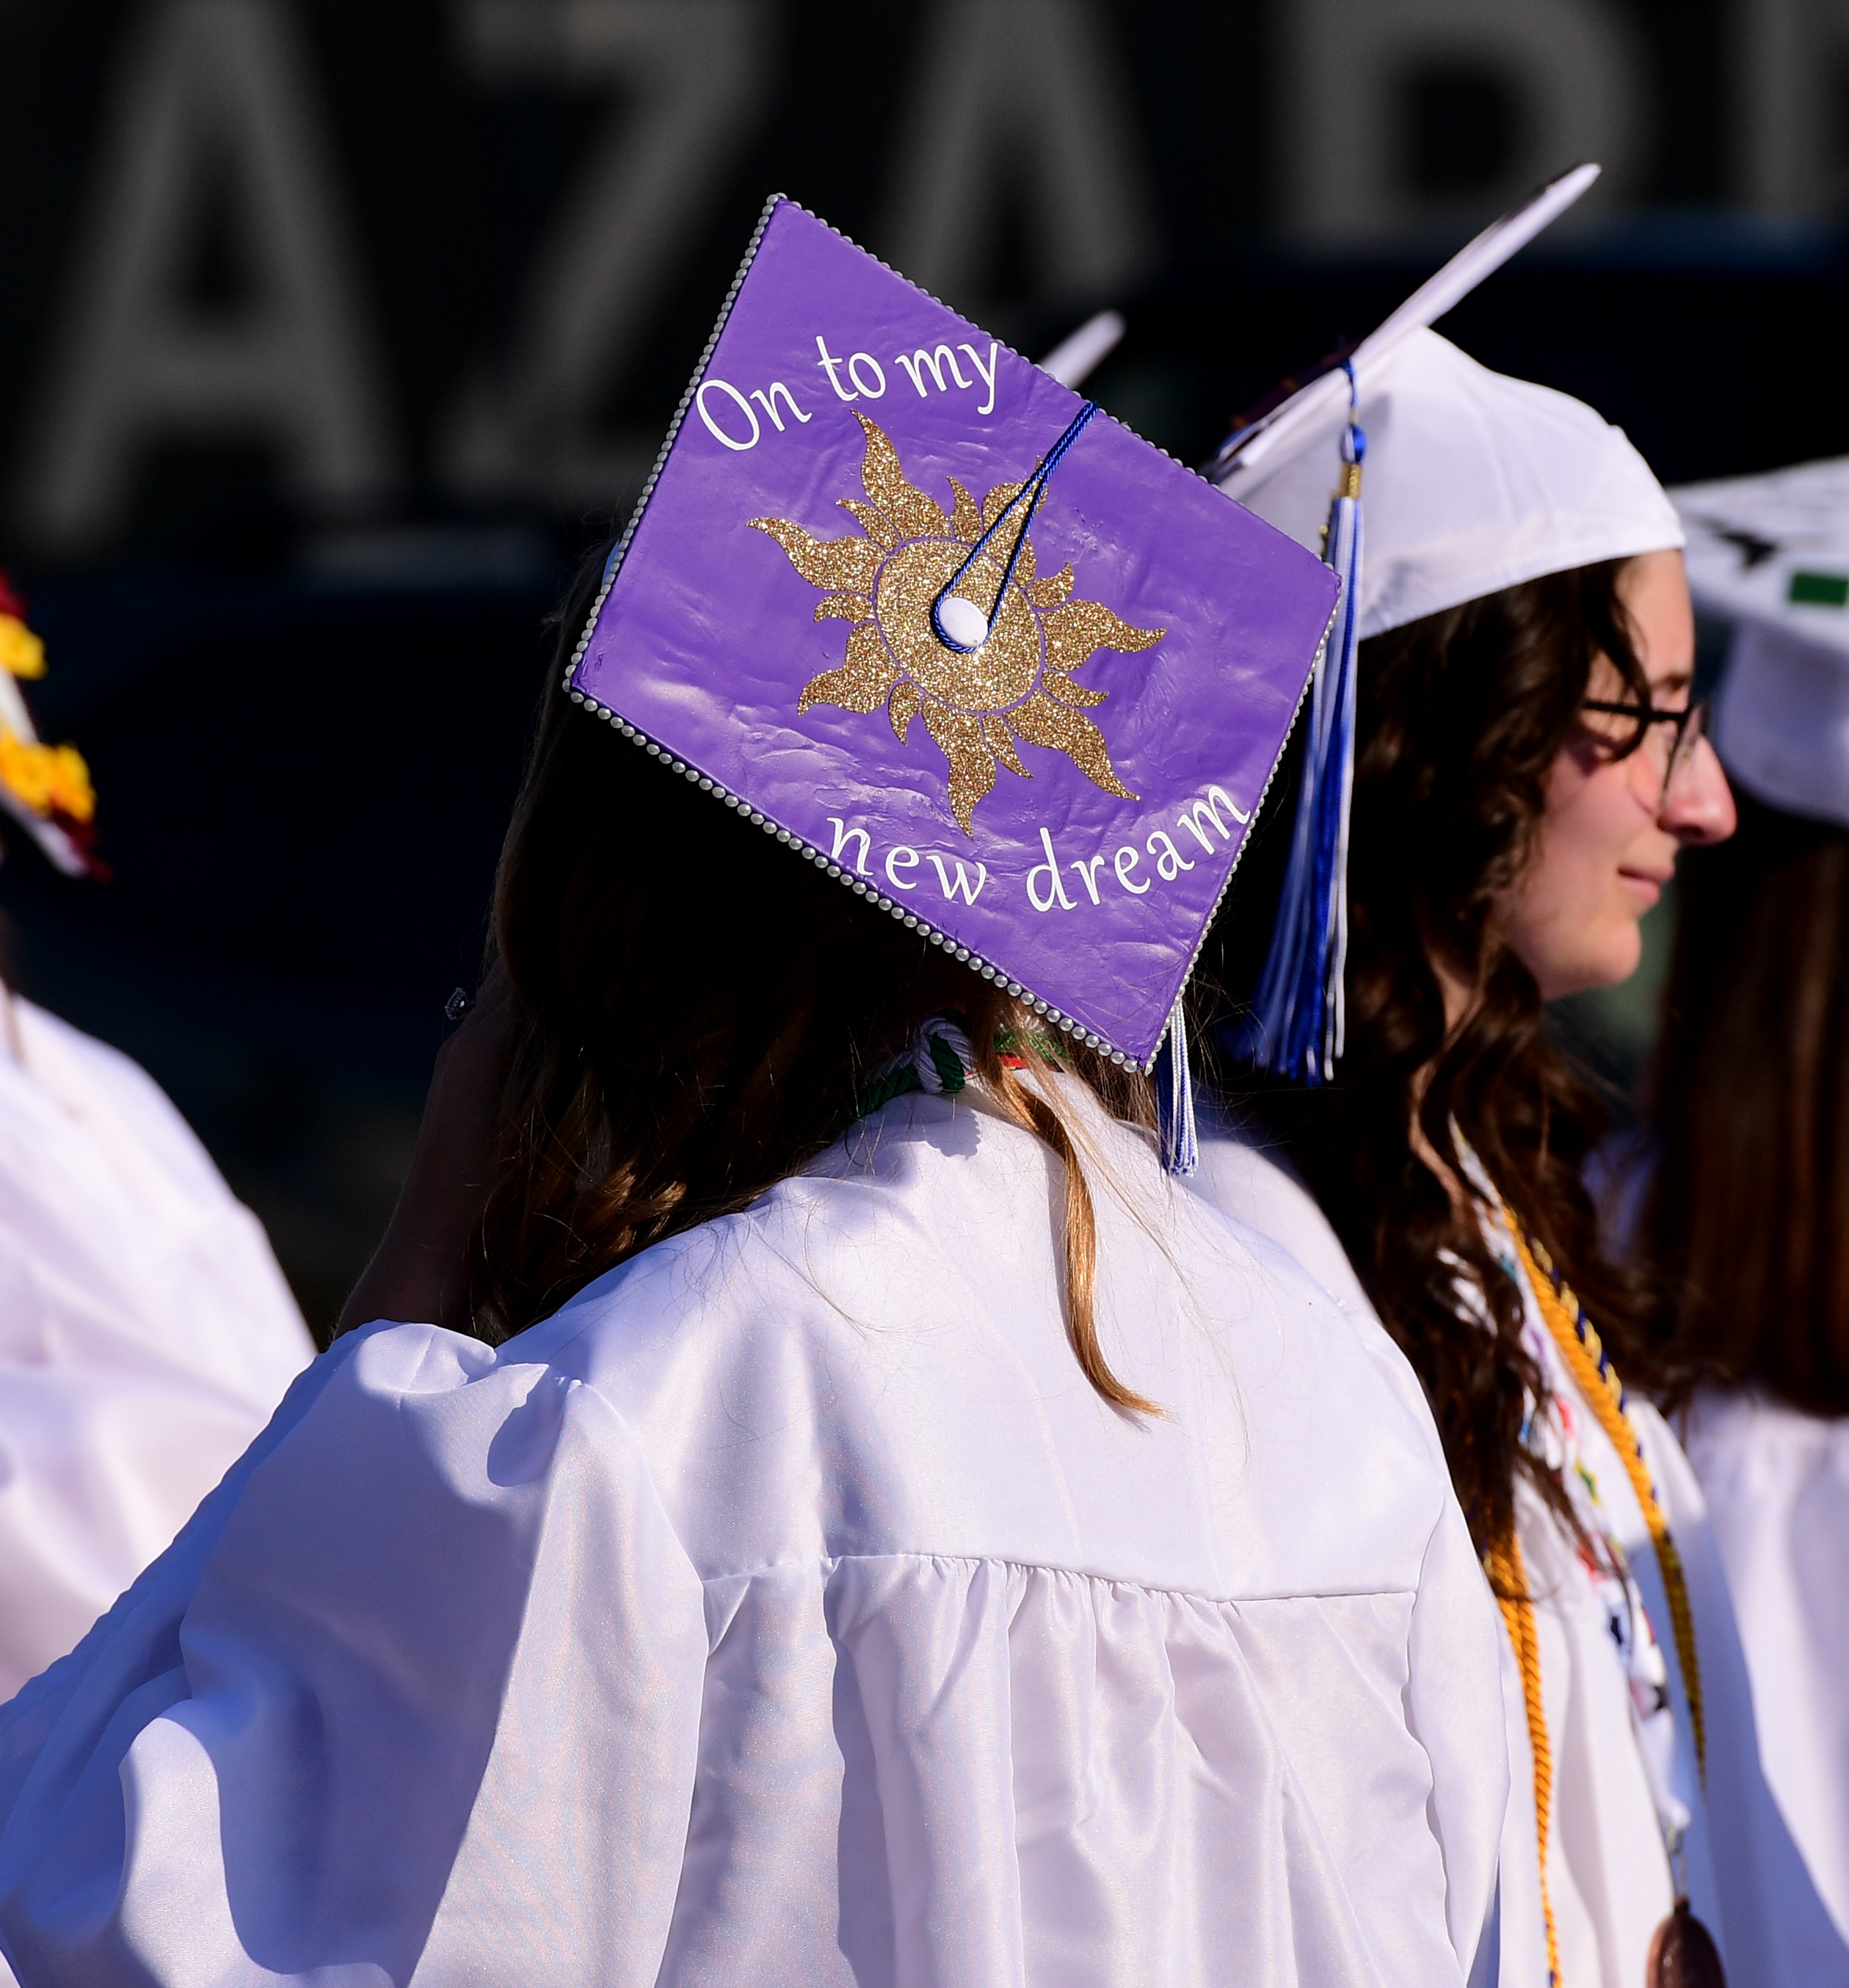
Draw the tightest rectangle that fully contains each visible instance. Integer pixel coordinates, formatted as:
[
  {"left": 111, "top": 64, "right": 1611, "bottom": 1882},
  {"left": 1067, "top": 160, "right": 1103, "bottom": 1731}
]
[{"left": 0, "top": 0, "right": 1842, "bottom": 1332}]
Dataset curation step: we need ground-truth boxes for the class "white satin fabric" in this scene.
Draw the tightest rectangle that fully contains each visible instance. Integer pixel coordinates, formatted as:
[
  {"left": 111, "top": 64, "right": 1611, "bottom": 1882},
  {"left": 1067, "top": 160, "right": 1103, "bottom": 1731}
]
[
  {"left": 1683, "top": 1388, "right": 1849, "bottom": 1950},
  {"left": 0, "top": 1084, "right": 1507, "bottom": 1988},
  {"left": 0, "top": 995, "right": 312, "bottom": 1698},
  {"left": 1193, "top": 1125, "right": 1849, "bottom": 1988}
]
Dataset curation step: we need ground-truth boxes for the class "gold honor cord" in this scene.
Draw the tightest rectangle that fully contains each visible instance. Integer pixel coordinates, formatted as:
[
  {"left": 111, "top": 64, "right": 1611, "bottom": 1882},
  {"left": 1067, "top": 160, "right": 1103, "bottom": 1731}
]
[
  {"left": 1486, "top": 1525, "right": 1563, "bottom": 1987},
  {"left": 1502, "top": 1209, "right": 1707, "bottom": 1783}
]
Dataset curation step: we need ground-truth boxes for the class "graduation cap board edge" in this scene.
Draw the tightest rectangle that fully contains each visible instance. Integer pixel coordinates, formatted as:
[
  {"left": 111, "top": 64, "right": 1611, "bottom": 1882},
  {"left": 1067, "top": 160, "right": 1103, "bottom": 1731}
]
[
  {"left": 1209, "top": 163, "right": 1602, "bottom": 487},
  {"left": 566, "top": 194, "right": 1340, "bottom": 1075}
]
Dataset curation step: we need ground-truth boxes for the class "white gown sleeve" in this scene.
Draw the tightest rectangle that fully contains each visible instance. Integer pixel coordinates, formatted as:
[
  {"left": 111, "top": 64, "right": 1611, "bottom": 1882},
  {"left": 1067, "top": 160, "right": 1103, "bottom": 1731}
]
[
  {"left": 0, "top": 1318, "right": 709, "bottom": 1988},
  {"left": 1683, "top": 1392, "right": 1849, "bottom": 1947},
  {"left": 0, "top": 1001, "right": 314, "bottom": 1696},
  {"left": 1633, "top": 1401, "right": 1849, "bottom": 1986}
]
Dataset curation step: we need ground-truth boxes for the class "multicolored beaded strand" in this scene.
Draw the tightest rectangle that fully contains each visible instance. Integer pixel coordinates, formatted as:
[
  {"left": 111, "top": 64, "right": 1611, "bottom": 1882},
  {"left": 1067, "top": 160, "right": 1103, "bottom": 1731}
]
[{"left": 1503, "top": 1210, "right": 1707, "bottom": 1782}]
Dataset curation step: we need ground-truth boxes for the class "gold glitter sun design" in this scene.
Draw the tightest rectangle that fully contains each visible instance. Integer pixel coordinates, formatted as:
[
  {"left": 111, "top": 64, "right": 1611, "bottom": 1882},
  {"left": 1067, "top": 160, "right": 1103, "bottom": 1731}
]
[{"left": 750, "top": 414, "right": 1162, "bottom": 834}]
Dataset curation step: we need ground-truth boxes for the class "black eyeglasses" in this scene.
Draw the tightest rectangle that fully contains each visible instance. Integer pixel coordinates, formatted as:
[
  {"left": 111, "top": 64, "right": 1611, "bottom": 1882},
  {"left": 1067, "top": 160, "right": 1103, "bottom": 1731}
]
[{"left": 1580, "top": 696, "right": 1710, "bottom": 799}]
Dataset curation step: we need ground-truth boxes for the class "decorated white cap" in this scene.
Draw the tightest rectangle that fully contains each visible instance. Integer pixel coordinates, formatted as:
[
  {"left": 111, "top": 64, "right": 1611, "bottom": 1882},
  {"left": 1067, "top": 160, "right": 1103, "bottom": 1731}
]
[
  {"left": 1674, "top": 457, "right": 1849, "bottom": 827},
  {"left": 0, "top": 575, "right": 98, "bottom": 877}
]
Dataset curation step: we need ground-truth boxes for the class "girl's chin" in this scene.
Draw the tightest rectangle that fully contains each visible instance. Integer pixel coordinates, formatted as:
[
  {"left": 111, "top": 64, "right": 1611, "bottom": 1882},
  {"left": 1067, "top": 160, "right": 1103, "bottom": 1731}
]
[
  {"left": 1531, "top": 924, "right": 1643, "bottom": 999},
  {"left": 1586, "top": 926, "right": 1646, "bottom": 993}
]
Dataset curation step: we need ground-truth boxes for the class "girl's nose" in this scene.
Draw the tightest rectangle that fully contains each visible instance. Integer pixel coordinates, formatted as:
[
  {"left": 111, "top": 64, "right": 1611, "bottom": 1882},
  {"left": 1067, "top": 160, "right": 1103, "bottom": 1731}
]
[{"left": 1661, "top": 736, "right": 1737, "bottom": 846}]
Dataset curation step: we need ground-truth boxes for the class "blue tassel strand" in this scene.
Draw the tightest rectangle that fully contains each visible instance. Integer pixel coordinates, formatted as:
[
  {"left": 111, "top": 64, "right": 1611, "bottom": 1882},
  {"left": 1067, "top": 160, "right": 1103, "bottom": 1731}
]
[
  {"left": 1235, "top": 370, "right": 1365, "bottom": 1086},
  {"left": 1156, "top": 1001, "right": 1199, "bottom": 1178}
]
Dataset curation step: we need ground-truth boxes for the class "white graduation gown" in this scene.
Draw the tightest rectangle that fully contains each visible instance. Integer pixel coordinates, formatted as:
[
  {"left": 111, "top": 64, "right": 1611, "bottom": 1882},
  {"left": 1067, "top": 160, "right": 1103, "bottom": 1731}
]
[
  {"left": 0, "top": 1084, "right": 1508, "bottom": 1988},
  {"left": 1194, "top": 1125, "right": 1849, "bottom": 1988},
  {"left": 0, "top": 995, "right": 313, "bottom": 1698},
  {"left": 1682, "top": 1387, "right": 1849, "bottom": 1953}
]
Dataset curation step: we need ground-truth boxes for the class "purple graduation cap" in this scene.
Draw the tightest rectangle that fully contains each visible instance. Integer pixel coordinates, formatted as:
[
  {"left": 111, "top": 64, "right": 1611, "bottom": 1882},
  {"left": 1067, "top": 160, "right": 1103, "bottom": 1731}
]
[{"left": 568, "top": 196, "right": 1338, "bottom": 1126}]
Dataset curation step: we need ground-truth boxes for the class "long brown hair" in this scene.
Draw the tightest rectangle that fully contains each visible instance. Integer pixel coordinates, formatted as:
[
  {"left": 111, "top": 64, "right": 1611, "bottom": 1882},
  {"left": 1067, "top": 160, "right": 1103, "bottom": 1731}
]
[
  {"left": 1204, "top": 561, "right": 1658, "bottom": 1550},
  {"left": 1644, "top": 788, "right": 1849, "bottom": 1412},
  {"left": 460, "top": 548, "right": 1160, "bottom": 1410}
]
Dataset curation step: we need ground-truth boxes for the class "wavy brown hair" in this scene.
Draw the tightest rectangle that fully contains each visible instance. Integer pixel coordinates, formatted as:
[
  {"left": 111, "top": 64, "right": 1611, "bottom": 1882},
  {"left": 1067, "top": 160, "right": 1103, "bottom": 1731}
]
[
  {"left": 457, "top": 548, "right": 1160, "bottom": 1411},
  {"left": 1204, "top": 561, "right": 1660, "bottom": 1550},
  {"left": 1644, "top": 789, "right": 1849, "bottom": 1412}
]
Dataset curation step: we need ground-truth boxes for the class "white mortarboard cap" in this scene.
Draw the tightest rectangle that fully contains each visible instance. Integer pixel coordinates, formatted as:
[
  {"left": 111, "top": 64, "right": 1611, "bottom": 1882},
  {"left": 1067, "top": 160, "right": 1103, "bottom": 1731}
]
[
  {"left": 1674, "top": 457, "right": 1849, "bottom": 827},
  {"left": 1212, "top": 164, "right": 1687, "bottom": 1084},
  {"left": 1214, "top": 164, "right": 1684, "bottom": 641}
]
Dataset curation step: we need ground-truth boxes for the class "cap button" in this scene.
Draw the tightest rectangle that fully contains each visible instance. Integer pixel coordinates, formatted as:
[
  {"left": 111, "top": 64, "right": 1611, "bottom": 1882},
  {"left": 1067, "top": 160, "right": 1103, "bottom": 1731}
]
[{"left": 937, "top": 595, "right": 989, "bottom": 650}]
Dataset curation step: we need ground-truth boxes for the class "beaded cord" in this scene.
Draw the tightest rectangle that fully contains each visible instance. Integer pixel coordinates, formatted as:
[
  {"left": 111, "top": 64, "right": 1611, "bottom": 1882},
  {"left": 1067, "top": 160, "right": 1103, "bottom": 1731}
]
[
  {"left": 1486, "top": 1524, "right": 1563, "bottom": 1988},
  {"left": 852, "top": 1019, "right": 1069, "bottom": 1121},
  {"left": 855, "top": 1023, "right": 970, "bottom": 1119},
  {"left": 1502, "top": 1208, "right": 1707, "bottom": 1785}
]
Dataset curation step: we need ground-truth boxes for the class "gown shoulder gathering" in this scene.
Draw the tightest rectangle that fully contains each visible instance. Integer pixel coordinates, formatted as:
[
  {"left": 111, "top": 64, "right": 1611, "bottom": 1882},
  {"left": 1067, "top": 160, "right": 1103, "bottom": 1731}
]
[
  {"left": 0, "top": 1084, "right": 1505, "bottom": 1988},
  {"left": 1194, "top": 1119, "right": 1849, "bottom": 1988},
  {"left": 0, "top": 997, "right": 313, "bottom": 1698}
]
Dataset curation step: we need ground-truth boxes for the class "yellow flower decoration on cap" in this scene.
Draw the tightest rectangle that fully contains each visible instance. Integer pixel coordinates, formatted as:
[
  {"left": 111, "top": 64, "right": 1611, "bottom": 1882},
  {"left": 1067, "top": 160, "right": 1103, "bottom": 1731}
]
[
  {"left": 0, "top": 574, "right": 100, "bottom": 844},
  {"left": 0, "top": 613, "right": 45, "bottom": 681},
  {"left": 0, "top": 732, "right": 95, "bottom": 824}
]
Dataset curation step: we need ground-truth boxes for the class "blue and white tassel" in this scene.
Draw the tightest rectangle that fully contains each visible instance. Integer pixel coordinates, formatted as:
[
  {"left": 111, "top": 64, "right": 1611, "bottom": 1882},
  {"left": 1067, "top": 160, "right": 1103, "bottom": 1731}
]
[
  {"left": 1155, "top": 1001, "right": 1198, "bottom": 1177},
  {"left": 1235, "top": 365, "right": 1364, "bottom": 1085}
]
